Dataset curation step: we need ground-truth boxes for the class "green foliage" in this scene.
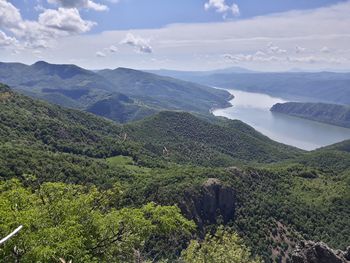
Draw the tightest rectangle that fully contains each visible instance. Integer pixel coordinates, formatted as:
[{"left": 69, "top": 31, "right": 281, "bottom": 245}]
[
  {"left": 181, "top": 227, "right": 262, "bottom": 263},
  {"left": 0, "top": 83, "right": 349, "bottom": 262},
  {"left": 0, "top": 61, "right": 232, "bottom": 122},
  {"left": 0, "top": 180, "right": 195, "bottom": 263},
  {"left": 87, "top": 93, "right": 158, "bottom": 123},
  {"left": 271, "top": 102, "right": 350, "bottom": 128},
  {"left": 126, "top": 111, "right": 301, "bottom": 166},
  {"left": 98, "top": 67, "right": 231, "bottom": 114}
]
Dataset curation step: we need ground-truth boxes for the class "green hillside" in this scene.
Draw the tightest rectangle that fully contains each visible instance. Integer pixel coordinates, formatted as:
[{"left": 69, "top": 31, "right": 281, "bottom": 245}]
[
  {"left": 86, "top": 93, "right": 158, "bottom": 123},
  {"left": 98, "top": 67, "right": 232, "bottom": 113},
  {"left": 0, "top": 61, "right": 232, "bottom": 122},
  {"left": 126, "top": 111, "right": 302, "bottom": 166},
  {"left": 0, "top": 83, "right": 349, "bottom": 263},
  {"left": 271, "top": 102, "right": 350, "bottom": 128}
]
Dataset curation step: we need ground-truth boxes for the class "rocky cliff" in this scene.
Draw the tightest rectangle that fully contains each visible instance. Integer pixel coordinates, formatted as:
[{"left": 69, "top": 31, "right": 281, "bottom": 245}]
[
  {"left": 180, "top": 178, "right": 236, "bottom": 228},
  {"left": 291, "top": 241, "right": 350, "bottom": 263}
]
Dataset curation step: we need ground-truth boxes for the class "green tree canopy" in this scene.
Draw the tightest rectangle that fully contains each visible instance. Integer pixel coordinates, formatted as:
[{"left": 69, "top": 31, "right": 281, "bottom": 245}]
[
  {"left": 181, "top": 227, "right": 262, "bottom": 263},
  {"left": 0, "top": 180, "right": 195, "bottom": 263}
]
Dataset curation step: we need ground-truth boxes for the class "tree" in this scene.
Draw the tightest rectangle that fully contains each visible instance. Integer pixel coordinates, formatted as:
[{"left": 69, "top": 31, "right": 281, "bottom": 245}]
[
  {"left": 181, "top": 227, "right": 262, "bottom": 263},
  {"left": 0, "top": 179, "right": 195, "bottom": 263}
]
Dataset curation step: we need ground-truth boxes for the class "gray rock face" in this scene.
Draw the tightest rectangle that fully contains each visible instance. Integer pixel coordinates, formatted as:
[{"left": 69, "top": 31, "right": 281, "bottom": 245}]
[
  {"left": 181, "top": 178, "right": 236, "bottom": 228},
  {"left": 291, "top": 241, "right": 350, "bottom": 263}
]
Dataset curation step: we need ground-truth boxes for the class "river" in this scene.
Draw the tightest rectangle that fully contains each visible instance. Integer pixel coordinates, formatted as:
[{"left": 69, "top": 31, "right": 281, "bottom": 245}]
[{"left": 213, "top": 89, "right": 350, "bottom": 150}]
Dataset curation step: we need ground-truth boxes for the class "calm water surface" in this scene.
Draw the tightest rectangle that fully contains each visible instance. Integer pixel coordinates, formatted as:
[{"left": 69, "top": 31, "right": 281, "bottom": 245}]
[{"left": 213, "top": 89, "right": 350, "bottom": 150}]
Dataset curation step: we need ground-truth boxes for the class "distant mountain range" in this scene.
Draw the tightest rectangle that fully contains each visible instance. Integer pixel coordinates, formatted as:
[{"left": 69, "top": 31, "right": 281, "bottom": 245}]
[
  {"left": 0, "top": 61, "right": 231, "bottom": 123},
  {"left": 150, "top": 69, "right": 350, "bottom": 105}
]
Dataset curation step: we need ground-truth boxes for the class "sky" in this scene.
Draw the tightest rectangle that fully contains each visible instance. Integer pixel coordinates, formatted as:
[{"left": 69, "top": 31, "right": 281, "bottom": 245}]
[{"left": 1, "top": 0, "right": 350, "bottom": 71}]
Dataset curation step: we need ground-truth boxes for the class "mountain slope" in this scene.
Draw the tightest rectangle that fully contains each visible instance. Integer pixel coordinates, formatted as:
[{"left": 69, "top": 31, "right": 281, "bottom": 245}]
[
  {"left": 86, "top": 93, "right": 158, "bottom": 123},
  {"left": 0, "top": 61, "right": 115, "bottom": 108},
  {"left": 0, "top": 83, "right": 300, "bottom": 167},
  {"left": 0, "top": 61, "right": 233, "bottom": 122},
  {"left": 1, "top": 83, "right": 349, "bottom": 262},
  {"left": 98, "top": 67, "right": 232, "bottom": 114},
  {"left": 126, "top": 111, "right": 303, "bottom": 165},
  {"left": 271, "top": 102, "right": 350, "bottom": 128},
  {"left": 0, "top": 83, "right": 133, "bottom": 158}
]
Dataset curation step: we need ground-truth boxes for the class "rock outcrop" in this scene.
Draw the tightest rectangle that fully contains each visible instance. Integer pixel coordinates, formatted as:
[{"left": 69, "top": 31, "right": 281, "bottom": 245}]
[
  {"left": 181, "top": 178, "right": 236, "bottom": 228},
  {"left": 291, "top": 241, "right": 350, "bottom": 263}
]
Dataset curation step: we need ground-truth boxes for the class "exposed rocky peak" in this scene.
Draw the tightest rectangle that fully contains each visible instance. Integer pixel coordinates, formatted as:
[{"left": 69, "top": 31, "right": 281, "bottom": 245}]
[
  {"left": 180, "top": 178, "right": 236, "bottom": 228},
  {"left": 291, "top": 241, "right": 350, "bottom": 263}
]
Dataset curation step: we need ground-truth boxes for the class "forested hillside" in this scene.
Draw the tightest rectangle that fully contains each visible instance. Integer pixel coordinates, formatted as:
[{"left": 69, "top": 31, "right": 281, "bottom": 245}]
[
  {"left": 271, "top": 102, "right": 350, "bottom": 128},
  {"left": 98, "top": 67, "right": 232, "bottom": 113},
  {"left": 125, "top": 111, "right": 301, "bottom": 165},
  {"left": 0, "top": 84, "right": 349, "bottom": 263},
  {"left": 0, "top": 61, "right": 232, "bottom": 123}
]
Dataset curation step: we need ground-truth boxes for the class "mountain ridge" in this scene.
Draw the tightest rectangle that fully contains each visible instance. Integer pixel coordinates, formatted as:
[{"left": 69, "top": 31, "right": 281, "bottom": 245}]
[
  {"left": 0, "top": 61, "right": 232, "bottom": 122},
  {"left": 271, "top": 102, "right": 350, "bottom": 128}
]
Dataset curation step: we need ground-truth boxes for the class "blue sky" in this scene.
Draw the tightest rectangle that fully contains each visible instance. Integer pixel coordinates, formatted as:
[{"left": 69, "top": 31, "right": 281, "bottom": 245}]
[
  {"left": 1, "top": 0, "right": 350, "bottom": 70},
  {"left": 12, "top": 0, "right": 345, "bottom": 30}
]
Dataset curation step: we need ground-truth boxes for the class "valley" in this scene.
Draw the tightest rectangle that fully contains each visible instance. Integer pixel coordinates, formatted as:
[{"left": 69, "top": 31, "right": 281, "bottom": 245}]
[
  {"left": 0, "top": 83, "right": 349, "bottom": 263},
  {"left": 1, "top": 1, "right": 350, "bottom": 262}
]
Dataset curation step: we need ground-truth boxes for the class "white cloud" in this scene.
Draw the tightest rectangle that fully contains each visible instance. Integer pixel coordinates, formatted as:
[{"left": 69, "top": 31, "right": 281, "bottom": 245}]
[
  {"left": 320, "top": 46, "right": 330, "bottom": 53},
  {"left": 38, "top": 8, "right": 96, "bottom": 33},
  {"left": 34, "top": 5, "right": 46, "bottom": 12},
  {"left": 287, "top": 56, "right": 317, "bottom": 63},
  {"left": 255, "top": 51, "right": 266, "bottom": 57},
  {"left": 204, "top": 0, "right": 240, "bottom": 17},
  {"left": 96, "top": 51, "right": 106, "bottom": 57},
  {"left": 267, "top": 43, "right": 287, "bottom": 54},
  {"left": 109, "top": 45, "right": 118, "bottom": 52},
  {"left": 0, "top": 1, "right": 97, "bottom": 50},
  {"left": 47, "top": 0, "right": 108, "bottom": 11},
  {"left": 121, "top": 33, "right": 153, "bottom": 53},
  {"left": 0, "top": 30, "right": 18, "bottom": 47},
  {"left": 295, "top": 45, "right": 306, "bottom": 53},
  {"left": 224, "top": 53, "right": 281, "bottom": 63},
  {"left": 0, "top": 0, "right": 23, "bottom": 30},
  {"left": 225, "top": 52, "right": 345, "bottom": 65}
]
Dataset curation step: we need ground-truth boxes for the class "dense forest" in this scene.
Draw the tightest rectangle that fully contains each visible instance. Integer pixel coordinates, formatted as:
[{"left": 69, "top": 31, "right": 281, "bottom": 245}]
[
  {"left": 0, "top": 83, "right": 349, "bottom": 262},
  {"left": 0, "top": 61, "right": 231, "bottom": 123},
  {"left": 271, "top": 102, "right": 350, "bottom": 128}
]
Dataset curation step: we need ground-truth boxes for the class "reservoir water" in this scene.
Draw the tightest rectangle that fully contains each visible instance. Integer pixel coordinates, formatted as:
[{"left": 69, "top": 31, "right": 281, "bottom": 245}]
[{"left": 213, "top": 89, "right": 350, "bottom": 150}]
